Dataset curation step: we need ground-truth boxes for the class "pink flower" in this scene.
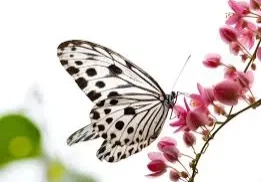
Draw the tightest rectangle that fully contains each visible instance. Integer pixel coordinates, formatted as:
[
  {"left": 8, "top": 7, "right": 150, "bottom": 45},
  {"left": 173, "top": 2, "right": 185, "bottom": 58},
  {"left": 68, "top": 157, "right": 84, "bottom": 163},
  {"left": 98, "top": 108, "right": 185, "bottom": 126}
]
[
  {"left": 157, "top": 137, "right": 177, "bottom": 152},
  {"left": 186, "top": 109, "right": 210, "bottom": 131},
  {"left": 226, "top": 70, "right": 254, "bottom": 92},
  {"left": 228, "top": 0, "right": 250, "bottom": 15},
  {"left": 147, "top": 153, "right": 167, "bottom": 177},
  {"left": 171, "top": 98, "right": 212, "bottom": 132},
  {"left": 235, "top": 19, "right": 247, "bottom": 31},
  {"left": 148, "top": 152, "right": 165, "bottom": 161},
  {"left": 236, "top": 71, "right": 254, "bottom": 92},
  {"left": 229, "top": 41, "right": 241, "bottom": 55},
  {"left": 170, "top": 102, "right": 189, "bottom": 132},
  {"left": 214, "top": 104, "right": 226, "bottom": 115},
  {"left": 169, "top": 170, "right": 180, "bottom": 182},
  {"left": 226, "top": 14, "right": 242, "bottom": 25},
  {"left": 257, "top": 47, "right": 261, "bottom": 61},
  {"left": 202, "top": 54, "right": 222, "bottom": 68},
  {"left": 147, "top": 160, "right": 167, "bottom": 176},
  {"left": 213, "top": 80, "right": 242, "bottom": 106},
  {"left": 190, "top": 83, "right": 215, "bottom": 108},
  {"left": 238, "top": 28, "right": 255, "bottom": 49},
  {"left": 161, "top": 146, "right": 181, "bottom": 163},
  {"left": 224, "top": 65, "right": 237, "bottom": 79},
  {"left": 183, "top": 132, "right": 196, "bottom": 147},
  {"left": 220, "top": 26, "right": 238, "bottom": 44}
]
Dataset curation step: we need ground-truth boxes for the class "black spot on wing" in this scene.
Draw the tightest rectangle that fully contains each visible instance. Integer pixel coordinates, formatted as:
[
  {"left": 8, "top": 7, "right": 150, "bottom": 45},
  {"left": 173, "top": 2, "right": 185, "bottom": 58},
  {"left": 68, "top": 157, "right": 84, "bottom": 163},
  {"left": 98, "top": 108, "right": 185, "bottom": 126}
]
[
  {"left": 108, "top": 65, "right": 122, "bottom": 75},
  {"left": 110, "top": 99, "right": 118, "bottom": 105},
  {"left": 66, "top": 66, "right": 79, "bottom": 75},
  {"left": 96, "top": 100, "right": 105, "bottom": 107},
  {"left": 106, "top": 117, "right": 113, "bottom": 124},
  {"left": 124, "top": 107, "right": 136, "bottom": 115},
  {"left": 102, "top": 133, "right": 107, "bottom": 139},
  {"left": 115, "top": 141, "right": 121, "bottom": 145},
  {"left": 120, "top": 154, "right": 126, "bottom": 160},
  {"left": 104, "top": 109, "right": 111, "bottom": 114},
  {"left": 60, "top": 60, "right": 68, "bottom": 65},
  {"left": 75, "top": 60, "right": 83, "bottom": 65},
  {"left": 91, "top": 111, "right": 100, "bottom": 120},
  {"left": 98, "top": 125, "right": 105, "bottom": 131},
  {"left": 107, "top": 91, "right": 120, "bottom": 97},
  {"left": 115, "top": 121, "right": 124, "bottom": 130},
  {"left": 75, "top": 77, "right": 88, "bottom": 89},
  {"left": 110, "top": 133, "right": 116, "bottom": 139},
  {"left": 86, "top": 68, "right": 97, "bottom": 77},
  {"left": 87, "top": 91, "right": 101, "bottom": 101},
  {"left": 108, "top": 156, "right": 114, "bottom": 162},
  {"left": 127, "top": 127, "right": 134, "bottom": 134},
  {"left": 95, "top": 81, "right": 105, "bottom": 88}
]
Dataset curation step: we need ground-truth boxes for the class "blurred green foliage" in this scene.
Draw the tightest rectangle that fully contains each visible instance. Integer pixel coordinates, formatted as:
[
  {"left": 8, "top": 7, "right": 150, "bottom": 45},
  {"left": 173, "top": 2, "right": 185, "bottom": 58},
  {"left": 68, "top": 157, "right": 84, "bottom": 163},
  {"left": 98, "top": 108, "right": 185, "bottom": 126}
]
[
  {"left": 0, "top": 113, "right": 97, "bottom": 182},
  {"left": 0, "top": 114, "right": 41, "bottom": 167},
  {"left": 48, "top": 161, "right": 96, "bottom": 182}
]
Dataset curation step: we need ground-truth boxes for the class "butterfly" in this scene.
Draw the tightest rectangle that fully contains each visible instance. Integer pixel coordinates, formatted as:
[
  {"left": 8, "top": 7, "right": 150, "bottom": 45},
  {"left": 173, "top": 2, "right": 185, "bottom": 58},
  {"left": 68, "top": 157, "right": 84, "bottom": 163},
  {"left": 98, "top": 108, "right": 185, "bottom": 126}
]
[{"left": 57, "top": 40, "right": 177, "bottom": 162}]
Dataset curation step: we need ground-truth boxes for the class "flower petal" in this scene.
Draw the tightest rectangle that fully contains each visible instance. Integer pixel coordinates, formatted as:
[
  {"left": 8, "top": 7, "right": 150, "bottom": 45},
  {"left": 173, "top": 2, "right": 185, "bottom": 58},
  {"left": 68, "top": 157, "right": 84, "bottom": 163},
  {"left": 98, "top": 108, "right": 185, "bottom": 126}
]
[
  {"left": 213, "top": 80, "right": 241, "bottom": 106},
  {"left": 158, "top": 137, "right": 177, "bottom": 151},
  {"left": 169, "top": 170, "right": 180, "bottom": 182},
  {"left": 186, "top": 110, "right": 210, "bottom": 131},
  {"left": 146, "top": 169, "right": 167, "bottom": 177},
  {"left": 148, "top": 152, "right": 164, "bottom": 161},
  {"left": 226, "top": 14, "right": 241, "bottom": 25},
  {"left": 220, "top": 26, "right": 238, "bottom": 44},
  {"left": 162, "top": 146, "right": 181, "bottom": 163},
  {"left": 202, "top": 53, "right": 222, "bottom": 68},
  {"left": 147, "top": 160, "right": 166, "bottom": 172},
  {"left": 183, "top": 132, "right": 196, "bottom": 147},
  {"left": 228, "top": 0, "right": 250, "bottom": 15}
]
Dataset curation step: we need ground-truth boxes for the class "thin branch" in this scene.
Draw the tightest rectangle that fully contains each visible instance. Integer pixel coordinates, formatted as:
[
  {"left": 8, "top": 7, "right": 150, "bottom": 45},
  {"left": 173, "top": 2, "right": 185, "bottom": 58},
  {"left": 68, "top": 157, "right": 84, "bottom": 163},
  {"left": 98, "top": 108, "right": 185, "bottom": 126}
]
[{"left": 189, "top": 39, "right": 261, "bottom": 181}]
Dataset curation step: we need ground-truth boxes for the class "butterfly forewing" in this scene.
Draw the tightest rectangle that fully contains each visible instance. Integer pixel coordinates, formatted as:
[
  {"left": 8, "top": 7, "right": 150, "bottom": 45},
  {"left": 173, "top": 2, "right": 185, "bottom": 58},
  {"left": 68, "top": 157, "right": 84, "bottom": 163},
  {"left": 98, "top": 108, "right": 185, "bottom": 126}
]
[{"left": 58, "top": 40, "right": 169, "bottom": 162}]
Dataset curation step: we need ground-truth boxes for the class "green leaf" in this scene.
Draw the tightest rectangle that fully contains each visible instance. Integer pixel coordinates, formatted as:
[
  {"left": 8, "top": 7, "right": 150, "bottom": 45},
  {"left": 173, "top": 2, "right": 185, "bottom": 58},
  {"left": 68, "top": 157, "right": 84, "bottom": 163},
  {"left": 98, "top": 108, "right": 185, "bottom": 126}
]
[{"left": 0, "top": 113, "right": 41, "bottom": 167}]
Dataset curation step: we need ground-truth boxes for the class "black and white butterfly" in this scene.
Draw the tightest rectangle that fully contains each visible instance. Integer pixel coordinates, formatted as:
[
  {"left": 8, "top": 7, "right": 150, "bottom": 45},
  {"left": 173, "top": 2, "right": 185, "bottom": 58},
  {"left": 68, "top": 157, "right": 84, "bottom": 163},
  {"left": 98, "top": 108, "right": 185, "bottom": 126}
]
[{"left": 57, "top": 40, "right": 177, "bottom": 162}]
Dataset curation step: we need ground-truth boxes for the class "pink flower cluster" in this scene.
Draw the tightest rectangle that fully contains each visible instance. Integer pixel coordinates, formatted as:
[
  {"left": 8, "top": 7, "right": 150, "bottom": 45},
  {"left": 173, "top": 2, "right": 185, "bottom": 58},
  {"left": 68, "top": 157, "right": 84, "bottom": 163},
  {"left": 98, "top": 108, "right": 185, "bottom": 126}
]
[{"left": 146, "top": 0, "right": 259, "bottom": 181}]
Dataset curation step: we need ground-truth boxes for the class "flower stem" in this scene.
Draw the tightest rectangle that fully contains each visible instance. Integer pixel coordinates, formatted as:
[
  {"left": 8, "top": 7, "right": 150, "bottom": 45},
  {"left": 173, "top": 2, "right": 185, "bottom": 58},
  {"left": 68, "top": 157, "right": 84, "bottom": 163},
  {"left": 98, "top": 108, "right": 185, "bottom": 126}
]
[
  {"left": 244, "top": 39, "right": 261, "bottom": 72},
  {"left": 190, "top": 98, "right": 261, "bottom": 182},
  {"left": 189, "top": 40, "right": 261, "bottom": 181},
  {"left": 178, "top": 160, "right": 190, "bottom": 176}
]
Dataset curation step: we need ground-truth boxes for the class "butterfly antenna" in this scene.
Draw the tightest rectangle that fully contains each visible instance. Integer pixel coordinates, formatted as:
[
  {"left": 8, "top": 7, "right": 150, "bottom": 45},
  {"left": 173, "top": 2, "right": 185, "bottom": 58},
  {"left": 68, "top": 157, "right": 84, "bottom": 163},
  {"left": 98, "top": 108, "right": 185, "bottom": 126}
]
[{"left": 171, "top": 55, "right": 191, "bottom": 91}]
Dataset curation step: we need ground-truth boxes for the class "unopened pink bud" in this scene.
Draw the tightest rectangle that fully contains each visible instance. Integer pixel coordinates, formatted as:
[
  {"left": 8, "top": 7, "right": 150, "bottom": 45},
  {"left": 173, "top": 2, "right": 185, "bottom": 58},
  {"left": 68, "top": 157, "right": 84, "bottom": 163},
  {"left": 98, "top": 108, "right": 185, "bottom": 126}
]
[
  {"left": 213, "top": 80, "right": 241, "bottom": 106},
  {"left": 220, "top": 27, "right": 238, "bottom": 44},
  {"left": 203, "top": 54, "right": 222, "bottom": 68},
  {"left": 183, "top": 132, "right": 196, "bottom": 147}
]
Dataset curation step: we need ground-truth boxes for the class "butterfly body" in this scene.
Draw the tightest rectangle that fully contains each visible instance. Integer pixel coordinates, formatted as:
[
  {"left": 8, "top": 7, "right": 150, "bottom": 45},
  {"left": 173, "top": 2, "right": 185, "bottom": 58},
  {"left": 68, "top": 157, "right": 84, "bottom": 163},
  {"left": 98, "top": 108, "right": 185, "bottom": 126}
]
[{"left": 57, "top": 40, "right": 176, "bottom": 162}]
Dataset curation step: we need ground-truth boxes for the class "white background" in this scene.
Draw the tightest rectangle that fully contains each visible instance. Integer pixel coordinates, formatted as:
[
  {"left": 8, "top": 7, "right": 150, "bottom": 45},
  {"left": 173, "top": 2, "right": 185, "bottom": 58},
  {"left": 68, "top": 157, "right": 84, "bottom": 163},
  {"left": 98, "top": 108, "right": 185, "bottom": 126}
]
[{"left": 0, "top": 0, "right": 261, "bottom": 182}]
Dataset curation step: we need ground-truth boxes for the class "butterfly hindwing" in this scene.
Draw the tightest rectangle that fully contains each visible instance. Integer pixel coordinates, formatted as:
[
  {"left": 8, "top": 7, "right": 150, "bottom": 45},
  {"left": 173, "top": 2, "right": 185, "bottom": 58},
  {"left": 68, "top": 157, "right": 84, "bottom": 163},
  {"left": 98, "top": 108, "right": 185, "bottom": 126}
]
[{"left": 58, "top": 40, "right": 170, "bottom": 162}]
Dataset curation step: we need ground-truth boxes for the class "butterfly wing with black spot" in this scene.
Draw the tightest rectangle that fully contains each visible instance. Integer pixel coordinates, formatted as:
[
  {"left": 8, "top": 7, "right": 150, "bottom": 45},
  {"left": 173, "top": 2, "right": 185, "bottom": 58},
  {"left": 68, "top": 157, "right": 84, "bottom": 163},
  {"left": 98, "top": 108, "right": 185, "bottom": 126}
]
[{"left": 57, "top": 40, "right": 169, "bottom": 162}]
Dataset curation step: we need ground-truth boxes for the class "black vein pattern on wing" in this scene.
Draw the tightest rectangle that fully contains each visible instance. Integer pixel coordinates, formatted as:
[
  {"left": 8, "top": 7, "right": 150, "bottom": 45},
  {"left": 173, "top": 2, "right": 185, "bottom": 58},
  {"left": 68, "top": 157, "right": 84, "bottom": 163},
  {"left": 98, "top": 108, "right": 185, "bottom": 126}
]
[
  {"left": 94, "top": 101, "right": 162, "bottom": 140},
  {"left": 145, "top": 104, "right": 165, "bottom": 141},
  {"left": 71, "top": 43, "right": 161, "bottom": 93},
  {"left": 119, "top": 104, "right": 164, "bottom": 157},
  {"left": 68, "top": 63, "right": 160, "bottom": 96},
  {"left": 58, "top": 40, "right": 166, "bottom": 99},
  {"left": 117, "top": 102, "right": 162, "bottom": 144}
]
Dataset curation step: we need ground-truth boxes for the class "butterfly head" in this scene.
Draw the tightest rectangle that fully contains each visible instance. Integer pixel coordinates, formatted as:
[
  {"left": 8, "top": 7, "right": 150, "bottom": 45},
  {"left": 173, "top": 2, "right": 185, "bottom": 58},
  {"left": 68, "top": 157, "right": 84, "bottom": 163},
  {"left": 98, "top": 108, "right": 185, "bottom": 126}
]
[{"left": 165, "top": 91, "right": 177, "bottom": 108}]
